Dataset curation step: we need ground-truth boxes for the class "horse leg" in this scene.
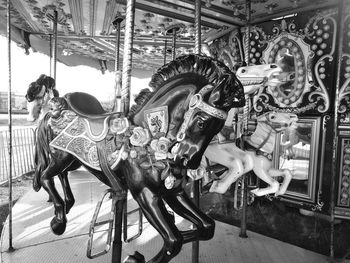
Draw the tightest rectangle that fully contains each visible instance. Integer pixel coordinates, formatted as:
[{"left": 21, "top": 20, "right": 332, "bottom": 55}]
[
  {"left": 250, "top": 155, "right": 279, "bottom": 196},
  {"left": 163, "top": 190, "right": 215, "bottom": 243},
  {"left": 125, "top": 188, "right": 183, "bottom": 263},
  {"left": 57, "top": 171, "right": 74, "bottom": 214},
  {"left": 206, "top": 144, "right": 254, "bottom": 194},
  {"left": 268, "top": 168, "right": 292, "bottom": 196},
  {"left": 40, "top": 161, "right": 67, "bottom": 235},
  {"left": 58, "top": 160, "right": 81, "bottom": 214}
]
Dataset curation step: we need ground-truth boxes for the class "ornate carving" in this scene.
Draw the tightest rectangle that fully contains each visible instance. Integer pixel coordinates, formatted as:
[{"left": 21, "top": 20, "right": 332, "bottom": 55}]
[
  {"left": 339, "top": 9, "right": 350, "bottom": 124},
  {"left": 208, "top": 30, "right": 243, "bottom": 71},
  {"left": 338, "top": 139, "right": 350, "bottom": 207},
  {"left": 259, "top": 19, "right": 315, "bottom": 110}
]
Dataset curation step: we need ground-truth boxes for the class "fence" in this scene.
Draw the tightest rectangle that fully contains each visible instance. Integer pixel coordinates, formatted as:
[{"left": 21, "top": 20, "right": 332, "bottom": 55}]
[{"left": 0, "top": 127, "right": 36, "bottom": 184}]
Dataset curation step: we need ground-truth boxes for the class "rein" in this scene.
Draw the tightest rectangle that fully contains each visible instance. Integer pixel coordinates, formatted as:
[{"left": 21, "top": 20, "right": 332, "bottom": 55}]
[{"left": 176, "top": 84, "right": 228, "bottom": 142}]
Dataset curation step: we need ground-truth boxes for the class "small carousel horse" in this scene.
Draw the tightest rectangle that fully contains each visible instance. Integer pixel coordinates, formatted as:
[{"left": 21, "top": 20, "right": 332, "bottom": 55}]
[
  {"left": 33, "top": 54, "right": 245, "bottom": 263},
  {"left": 203, "top": 111, "right": 298, "bottom": 196},
  {"left": 26, "top": 74, "right": 59, "bottom": 122}
]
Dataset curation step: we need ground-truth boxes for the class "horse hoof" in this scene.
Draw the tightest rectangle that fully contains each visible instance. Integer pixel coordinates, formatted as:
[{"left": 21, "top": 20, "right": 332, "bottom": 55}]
[
  {"left": 65, "top": 200, "right": 75, "bottom": 214},
  {"left": 33, "top": 180, "right": 41, "bottom": 192},
  {"left": 50, "top": 217, "right": 66, "bottom": 235},
  {"left": 123, "top": 251, "right": 145, "bottom": 263}
]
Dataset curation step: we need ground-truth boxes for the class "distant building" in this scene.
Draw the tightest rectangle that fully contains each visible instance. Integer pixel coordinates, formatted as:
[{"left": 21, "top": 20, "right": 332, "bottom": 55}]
[{"left": 0, "top": 92, "right": 27, "bottom": 113}]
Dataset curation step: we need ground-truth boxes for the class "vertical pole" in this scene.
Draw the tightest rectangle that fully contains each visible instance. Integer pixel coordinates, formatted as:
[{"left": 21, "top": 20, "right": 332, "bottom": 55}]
[
  {"left": 52, "top": 10, "right": 58, "bottom": 84},
  {"left": 330, "top": 0, "right": 345, "bottom": 258},
  {"left": 239, "top": 0, "right": 251, "bottom": 239},
  {"left": 49, "top": 34, "right": 52, "bottom": 77},
  {"left": 192, "top": 1, "right": 201, "bottom": 262},
  {"left": 164, "top": 39, "right": 167, "bottom": 65},
  {"left": 171, "top": 30, "right": 177, "bottom": 61},
  {"left": 6, "top": 0, "right": 14, "bottom": 251},
  {"left": 112, "top": 16, "right": 124, "bottom": 112},
  {"left": 121, "top": 0, "right": 135, "bottom": 115},
  {"left": 111, "top": 198, "right": 125, "bottom": 263}
]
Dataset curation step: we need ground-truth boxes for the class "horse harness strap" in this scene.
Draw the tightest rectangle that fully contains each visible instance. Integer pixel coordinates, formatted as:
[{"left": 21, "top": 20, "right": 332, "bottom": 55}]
[
  {"left": 97, "top": 140, "right": 127, "bottom": 196},
  {"left": 177, "top": 84, "right": 228, "bottom": 141}
]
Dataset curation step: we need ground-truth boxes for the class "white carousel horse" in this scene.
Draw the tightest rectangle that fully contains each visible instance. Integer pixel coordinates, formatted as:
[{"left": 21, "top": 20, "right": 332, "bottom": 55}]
[
  {"left": 202, "top": 111, "right": 298, "bottom": 196},
  {"left": 188, "top": 64, "right": 296, "bottom": 196},
  {"left": 236, "top": 63, "right": 282, "bottom": 95}
]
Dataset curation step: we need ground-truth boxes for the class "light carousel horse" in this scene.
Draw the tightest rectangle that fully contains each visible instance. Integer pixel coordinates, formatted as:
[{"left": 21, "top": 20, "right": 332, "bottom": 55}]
[
  {"left": 33, "top": 54, "right": 245, "bottom": 263},
  {"left": 187, "top": 63, "right": 297, "bottom": 197},
  {"left": 203, "top": 111, "right": 298, "bottom": 196},
  {"left": 26, "top": 74, "right": 59, "bottom": 122}
]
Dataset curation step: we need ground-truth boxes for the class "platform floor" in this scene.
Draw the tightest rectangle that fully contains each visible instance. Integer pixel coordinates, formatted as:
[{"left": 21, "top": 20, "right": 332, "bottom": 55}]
[{"left": 0, "top": 170, "right": 337, "bottom": 263}]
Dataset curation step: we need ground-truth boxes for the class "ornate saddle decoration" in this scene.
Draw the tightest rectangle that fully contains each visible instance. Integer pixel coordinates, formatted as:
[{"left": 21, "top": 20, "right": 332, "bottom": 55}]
[{"left": 49, "top": 110, "right": 129, "bottom": 171}]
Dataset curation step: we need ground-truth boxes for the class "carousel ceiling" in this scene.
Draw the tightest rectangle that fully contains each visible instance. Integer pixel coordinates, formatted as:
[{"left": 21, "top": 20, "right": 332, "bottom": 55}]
[{"left": 0, "top": 0, "right": 339, "bottom": 72}]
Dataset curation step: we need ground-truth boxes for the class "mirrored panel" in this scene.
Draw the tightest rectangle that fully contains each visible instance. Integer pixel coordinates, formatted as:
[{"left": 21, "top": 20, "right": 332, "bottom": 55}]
[{"left": 274, "top": 117, "right": 321, "bottom": 202}]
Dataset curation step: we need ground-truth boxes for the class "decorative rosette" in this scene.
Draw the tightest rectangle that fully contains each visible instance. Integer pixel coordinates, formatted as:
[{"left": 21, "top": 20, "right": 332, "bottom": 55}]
[
  {"left": 150, "top": 137, "right": 173, "bottom": 160},
  {"left": 130, "top": 127, "right": 151, "bottom": 147}
]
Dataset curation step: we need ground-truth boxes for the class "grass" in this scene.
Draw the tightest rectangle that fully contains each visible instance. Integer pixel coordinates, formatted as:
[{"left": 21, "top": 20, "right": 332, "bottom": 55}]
[{"left": 0, "top": 112, "right": 35, "bottom": 235}]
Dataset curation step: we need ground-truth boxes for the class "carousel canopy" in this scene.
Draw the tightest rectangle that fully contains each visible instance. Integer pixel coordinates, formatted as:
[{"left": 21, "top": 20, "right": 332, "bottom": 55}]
[{"left": 0, "top": 0, "right": 338, "bottom": 72}]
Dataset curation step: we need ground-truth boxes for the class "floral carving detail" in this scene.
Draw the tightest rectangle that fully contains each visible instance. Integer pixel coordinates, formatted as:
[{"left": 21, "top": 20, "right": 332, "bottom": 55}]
[
  {"left": 150, "top": 137, "right": 172, "bottom": 160},
  {"left": 130, "top": 127, "right": 151, "bottom": 147}
]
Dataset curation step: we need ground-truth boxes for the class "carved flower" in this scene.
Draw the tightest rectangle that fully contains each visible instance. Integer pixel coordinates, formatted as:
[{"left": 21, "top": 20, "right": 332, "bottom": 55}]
[
  {"left": 110, "top": 117, "right": 129, "bottom": 134},
  {"left": 164, "top": 174, "right": 176, "bottom": 189},
  {"left": 150, "top": 137, "right": 171, "bottom": 160},
  {"left": 130, "top": 127, "right": 151, "bottom": 147}
]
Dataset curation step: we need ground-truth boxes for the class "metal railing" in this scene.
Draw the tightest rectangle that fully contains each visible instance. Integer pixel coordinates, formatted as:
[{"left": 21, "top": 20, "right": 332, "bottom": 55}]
[{"left": 0, "top": 127, "right": 36, "bottom": 184}]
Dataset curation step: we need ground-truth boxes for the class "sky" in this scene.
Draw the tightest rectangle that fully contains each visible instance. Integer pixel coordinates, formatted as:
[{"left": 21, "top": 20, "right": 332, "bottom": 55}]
[{"left": 0, "top": 35, "right": 151, "bottom": 104}]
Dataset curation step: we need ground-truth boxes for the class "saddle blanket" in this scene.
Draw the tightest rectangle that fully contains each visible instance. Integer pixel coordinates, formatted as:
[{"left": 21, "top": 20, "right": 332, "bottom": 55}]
[{"left": 50, "top": 114, "right": 123, "bottom": 171}]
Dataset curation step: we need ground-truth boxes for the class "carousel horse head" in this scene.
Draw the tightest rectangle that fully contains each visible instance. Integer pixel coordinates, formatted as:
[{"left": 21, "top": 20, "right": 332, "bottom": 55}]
[
  {"left": 257, "top": 111, "right": 298, "bottom": 132},
  {"left": 26, "top": 74, "right": 58, "bottom": 122},
  {"left": 129, "top": 54, "right": 245, "bottom": 170},
  {"left": 236, "top": 64, "right": 283, "bottom": 95}
]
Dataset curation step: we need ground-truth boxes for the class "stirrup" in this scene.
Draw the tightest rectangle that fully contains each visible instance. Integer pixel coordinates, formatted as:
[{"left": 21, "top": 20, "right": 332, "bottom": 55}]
[
  {"left": 87, "top": 189, "right": 119, "bottom": 259},
  {"left": 123, "top": 203, "right": 143, "bottom": 243}
]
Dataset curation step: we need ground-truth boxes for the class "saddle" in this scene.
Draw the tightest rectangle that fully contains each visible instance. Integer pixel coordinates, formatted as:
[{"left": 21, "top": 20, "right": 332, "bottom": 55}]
[{"left": 65, "top": 92, "right": 121, "bottom": 141}]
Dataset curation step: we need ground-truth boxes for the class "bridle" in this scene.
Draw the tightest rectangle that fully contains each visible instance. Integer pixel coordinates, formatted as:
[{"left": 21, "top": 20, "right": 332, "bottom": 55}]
[{"left": 176, "top": 84, "right": 228, "bottom": 142}]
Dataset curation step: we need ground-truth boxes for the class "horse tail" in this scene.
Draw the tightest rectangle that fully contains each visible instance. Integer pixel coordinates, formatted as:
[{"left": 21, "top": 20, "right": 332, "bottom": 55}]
[{"left": 33, "top": 113, "right": 53, "bottom": 191}]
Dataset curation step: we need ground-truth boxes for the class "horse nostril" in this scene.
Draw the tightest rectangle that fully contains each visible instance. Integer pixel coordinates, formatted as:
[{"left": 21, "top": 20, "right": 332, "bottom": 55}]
[{"left": 270, "top": 64, "right": 278, "bottom": 68}]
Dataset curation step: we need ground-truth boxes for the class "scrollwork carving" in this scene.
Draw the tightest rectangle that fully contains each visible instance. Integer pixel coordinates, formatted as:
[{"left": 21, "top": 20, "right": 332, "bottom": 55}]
[{"left": 339, "top": 9, "right": 350, "bottom": 124}]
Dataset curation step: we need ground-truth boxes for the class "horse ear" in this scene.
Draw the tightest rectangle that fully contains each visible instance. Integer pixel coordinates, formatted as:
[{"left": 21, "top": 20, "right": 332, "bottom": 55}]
[
  {"left": 53, "top": 89, "right": 59, "bottom": 97},
  {"left": 207, "top": 75, "right": 230, "bottom": 108}
]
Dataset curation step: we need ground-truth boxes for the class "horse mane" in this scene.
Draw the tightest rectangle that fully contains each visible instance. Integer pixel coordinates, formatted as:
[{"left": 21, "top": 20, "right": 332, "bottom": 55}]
[
  {"left": 26, "top": 74, "right": 58, "bottom": 102},
  {"left": 128, "top": 54, "right": 243, "bottom": 118},
  {"left": 33, "top": 113, "right": 54, "bottom": 191}
]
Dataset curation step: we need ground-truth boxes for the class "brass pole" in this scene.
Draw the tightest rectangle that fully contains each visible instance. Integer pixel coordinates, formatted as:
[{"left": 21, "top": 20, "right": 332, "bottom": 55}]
[
  {"left": 192, "top": 0, "right": 201, "bottom": 262},
  {"left": 112, "top": 16, "right": 124, "bottom": 112},
  {"left": 51, "top": 10, "right": 58, "bottom": 84},
  {"left": 121, "top": 0, "right": 135, "bottom": 114},
  {"left": 330, "top": 0, "right": 345, "bottom": 258},
  {"left": 49, "top": 34, "right": 52, "bottom": 77},
  {"left": 7, "top": 0, "right": 14, "bottom": 251},
  {"left": 239, "top": 0, "right": 251, "bottom": 239},
  {"left": 172, "top": 30, "right": 177, "bottom": 60},
  {"left": 164, "top": 39, "right": 167, "bottom": 65}
]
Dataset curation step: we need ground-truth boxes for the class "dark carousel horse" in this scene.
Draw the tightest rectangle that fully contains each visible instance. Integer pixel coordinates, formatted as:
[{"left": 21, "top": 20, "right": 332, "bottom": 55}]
[{"left": 34, "top": 54, "right": 245, "bottom": 263}]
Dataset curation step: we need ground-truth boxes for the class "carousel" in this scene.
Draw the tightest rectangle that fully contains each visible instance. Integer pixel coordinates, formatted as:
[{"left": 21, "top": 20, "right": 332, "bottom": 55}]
[{"left": 0, "top": 0, "right": 349, "bottom": 262}]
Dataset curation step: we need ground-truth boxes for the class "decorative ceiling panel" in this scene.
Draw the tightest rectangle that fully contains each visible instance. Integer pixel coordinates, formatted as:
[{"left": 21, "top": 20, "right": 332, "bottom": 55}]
[{"left": 0, "top": 0, "right": 340, "bottom": 71}]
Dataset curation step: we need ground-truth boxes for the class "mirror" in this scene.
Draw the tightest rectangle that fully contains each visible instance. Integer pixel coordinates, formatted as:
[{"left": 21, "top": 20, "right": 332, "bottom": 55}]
[
  {"left": 275, "top": 47, "right": 297, "bottom": 97},
  {"left": 262, "top": 34, "right": 313, "bottom": 108},
  {"left": 274, "top": 117, "right": 321, "bottom": 202}
]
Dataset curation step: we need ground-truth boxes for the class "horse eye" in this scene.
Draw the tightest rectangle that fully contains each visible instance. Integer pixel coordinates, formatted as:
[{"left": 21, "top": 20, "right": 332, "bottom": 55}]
[
  {"left": 270, "top": 115, "right": 276, "bottom": 120},
  {"left": 197, "top": 119, "right": 204, "bottom": 129}
]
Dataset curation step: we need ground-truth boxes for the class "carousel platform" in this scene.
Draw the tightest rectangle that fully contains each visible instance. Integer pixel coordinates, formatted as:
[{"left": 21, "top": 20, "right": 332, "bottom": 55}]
[{"left": 0, "top": 170, "right": 339, "bottom": 263}]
